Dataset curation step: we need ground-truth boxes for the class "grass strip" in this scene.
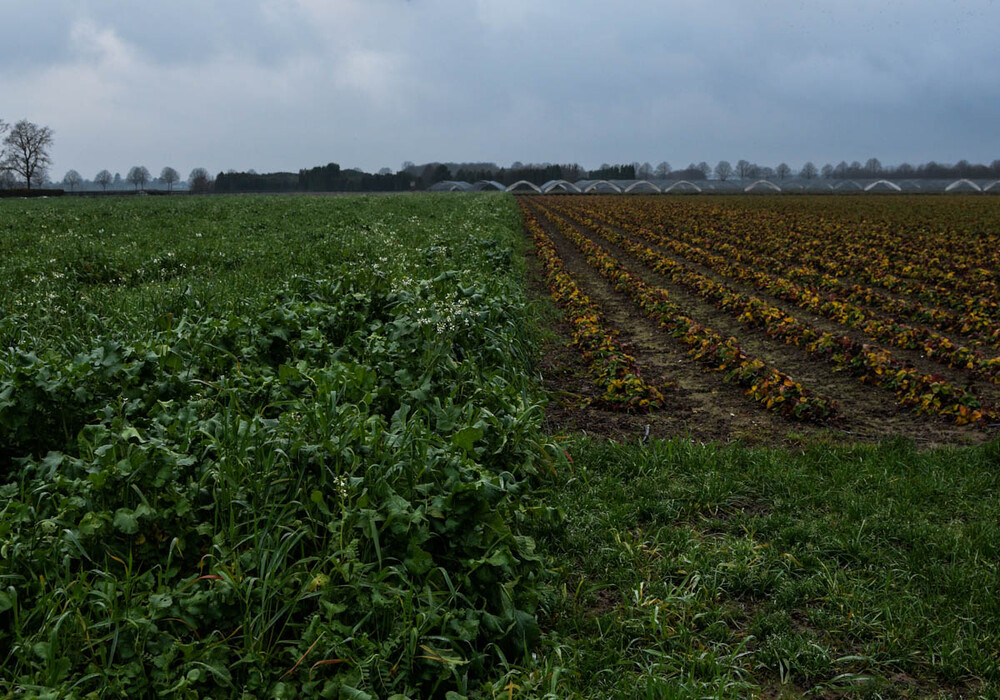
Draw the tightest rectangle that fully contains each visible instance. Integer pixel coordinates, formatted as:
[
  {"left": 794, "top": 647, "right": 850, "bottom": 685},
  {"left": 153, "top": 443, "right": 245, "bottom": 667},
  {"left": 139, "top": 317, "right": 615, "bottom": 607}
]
[{"left": 525, "top": 435, "right": 1000, "bottom": 697}]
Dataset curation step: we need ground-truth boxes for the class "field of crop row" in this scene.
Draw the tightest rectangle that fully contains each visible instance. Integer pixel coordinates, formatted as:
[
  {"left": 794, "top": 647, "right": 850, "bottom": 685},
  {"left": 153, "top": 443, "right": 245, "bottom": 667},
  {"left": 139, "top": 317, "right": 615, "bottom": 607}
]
[
  {"left": 3, "top": 193, "right": 1000, "bottom": 698},
  {"left": 522, "top": 195, "right": 1000, "bottom": 443},
  {"left": 519, "top": 195, "right": 1000, "bottom": 697}
]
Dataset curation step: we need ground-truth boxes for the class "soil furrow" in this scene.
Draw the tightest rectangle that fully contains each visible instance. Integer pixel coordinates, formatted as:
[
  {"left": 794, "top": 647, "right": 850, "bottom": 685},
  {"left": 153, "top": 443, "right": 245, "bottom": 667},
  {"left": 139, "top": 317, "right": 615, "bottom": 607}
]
[
  {"left": 523, "top": 202, "right": 804, "bottom": 442},
  {"left": 559, "top": 196, "right": 1000, "bottom": 348},
  {"left": 553, "top": 202, "right": 1000, "bottom": 406},
  {"left": 524, "top": 198, "right": 991, "bottom": 444}
]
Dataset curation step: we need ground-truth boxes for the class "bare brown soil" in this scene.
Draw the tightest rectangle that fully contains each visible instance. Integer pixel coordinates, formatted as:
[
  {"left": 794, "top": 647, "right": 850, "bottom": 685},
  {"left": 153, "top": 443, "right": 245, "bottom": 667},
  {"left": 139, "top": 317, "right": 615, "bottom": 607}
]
[{"left": 523, "top": 197, "right": 995, "bottom": 447}]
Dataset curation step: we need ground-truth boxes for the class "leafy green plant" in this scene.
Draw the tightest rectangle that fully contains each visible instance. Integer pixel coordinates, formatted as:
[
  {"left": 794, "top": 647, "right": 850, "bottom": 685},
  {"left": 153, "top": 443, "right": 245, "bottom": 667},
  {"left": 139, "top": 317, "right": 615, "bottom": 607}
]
[{"left": 0, "top": 194, "right": 561, "bottom": 697}]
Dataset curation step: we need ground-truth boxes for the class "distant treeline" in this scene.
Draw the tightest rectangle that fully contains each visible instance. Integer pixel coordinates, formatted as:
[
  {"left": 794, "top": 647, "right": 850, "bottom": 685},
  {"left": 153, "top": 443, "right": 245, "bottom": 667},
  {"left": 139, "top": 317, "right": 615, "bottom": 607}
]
[
  {"left": 299, "top": 163, "right": 412, "bottom": 192},
  {"left": 824, "top": 159, "right": 1000, "bottom": 181},
  {"left": 213, "top": 171, "right": 298, "bottom": 193},
  {"left": 210, "top": 161, "right": 714, "bottom": 194},
  {"left": 213, "top": 164, "right": 413, "bottom": 194},
  {"left": 203, "top": 157, "right": 1000, "bottom": 194},
  {"left": 442, "top": 159, "right": 1000, "bottom": 185}
]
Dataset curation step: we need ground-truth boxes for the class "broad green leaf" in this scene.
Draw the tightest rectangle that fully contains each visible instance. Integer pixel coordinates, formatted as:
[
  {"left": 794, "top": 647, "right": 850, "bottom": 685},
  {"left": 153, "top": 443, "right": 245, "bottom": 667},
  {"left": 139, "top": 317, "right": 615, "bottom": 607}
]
[
  {"left": 113, "top": 509, "right": 139, "bottom": 535},
  {"left": 149, "top": 593, "right": 173, "bottom": 610},
  {"left": 452, "top": 426, "right": 483, "bottom": 455}
]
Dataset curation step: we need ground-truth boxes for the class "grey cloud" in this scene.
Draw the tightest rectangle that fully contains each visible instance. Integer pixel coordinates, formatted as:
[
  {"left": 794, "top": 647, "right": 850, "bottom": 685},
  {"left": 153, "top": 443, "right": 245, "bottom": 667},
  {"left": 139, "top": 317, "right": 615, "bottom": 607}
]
[{"left": 1, "top": 0, "right": 998, "bottom": 178}]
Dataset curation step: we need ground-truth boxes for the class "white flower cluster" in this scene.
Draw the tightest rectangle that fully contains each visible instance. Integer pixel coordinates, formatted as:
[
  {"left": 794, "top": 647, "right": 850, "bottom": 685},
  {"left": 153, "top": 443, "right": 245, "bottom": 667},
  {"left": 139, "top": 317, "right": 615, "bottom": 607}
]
[
  {"left": 411, "top": 294, "right": 474, "bottom": 335},
  {"left": 333, "top": 474, "right": 349, "bottom": 500}
]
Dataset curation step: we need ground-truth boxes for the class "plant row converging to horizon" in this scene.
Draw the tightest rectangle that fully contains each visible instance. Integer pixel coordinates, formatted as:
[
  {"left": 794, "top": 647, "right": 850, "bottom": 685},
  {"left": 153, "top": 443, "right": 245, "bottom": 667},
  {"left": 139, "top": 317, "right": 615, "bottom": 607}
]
[{"left": 524, "top": 195, "right": 1000, "bottom": 427}]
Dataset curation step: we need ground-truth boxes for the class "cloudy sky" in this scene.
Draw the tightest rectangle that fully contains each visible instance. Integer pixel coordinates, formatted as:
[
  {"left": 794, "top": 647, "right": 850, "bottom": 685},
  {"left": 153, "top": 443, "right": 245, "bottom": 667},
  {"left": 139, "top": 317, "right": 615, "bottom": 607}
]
[{"left": 2, "top": 0, "right": 998, "bottom": 180}]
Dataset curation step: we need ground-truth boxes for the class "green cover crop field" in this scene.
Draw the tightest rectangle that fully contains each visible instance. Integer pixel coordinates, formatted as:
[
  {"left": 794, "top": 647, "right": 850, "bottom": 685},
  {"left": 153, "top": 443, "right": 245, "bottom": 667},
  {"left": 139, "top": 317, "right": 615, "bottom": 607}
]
[
  {"left": 2, "top": 193, "right": 1000, "bottom": 699},
  {"left": 0, "top": 194, "right": 558, "bottom": 698}
]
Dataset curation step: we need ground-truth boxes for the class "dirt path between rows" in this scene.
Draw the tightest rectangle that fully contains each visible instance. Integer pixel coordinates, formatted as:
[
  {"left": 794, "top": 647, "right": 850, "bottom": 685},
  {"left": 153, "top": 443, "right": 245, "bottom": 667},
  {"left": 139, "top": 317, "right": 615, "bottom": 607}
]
[{"left": 522, "top": 198, "right": 992, "bottom": 446}]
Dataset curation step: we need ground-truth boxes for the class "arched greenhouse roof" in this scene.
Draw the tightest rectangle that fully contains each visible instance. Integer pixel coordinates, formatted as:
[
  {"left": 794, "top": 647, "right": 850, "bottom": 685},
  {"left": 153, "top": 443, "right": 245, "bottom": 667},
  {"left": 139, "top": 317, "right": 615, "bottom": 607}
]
[
  {"left": 744, "top": 180, "right": 781, "bottom": 193},
  {"left": 945, "top": 179, "right": 982, "bottom": 192},
  {"left": 833, "top": 180, "right": 863, "bottom": 191},
  {"left": 429, "top": 181, "right": 473, "bottom": 192},
  {"left": 624, "top": 180, "right": 661, "bottom": 194},
  {"left": 864, "top": 180, "right": 902, "bottom": 192},
  {"left": 506, "top": 180, "right": 542, "bottom": 193},
  {"left": 541, "top": 180, "right": 582, "bottom": 193},
  {"left": 663, "top": 180, "right": 702, "bottom": 194},
  {"left": 582, "top": 180, "right": 623, "bottom": 193},
  {"left": 472, "top": 180, "right": 505, "bottom": 191}
]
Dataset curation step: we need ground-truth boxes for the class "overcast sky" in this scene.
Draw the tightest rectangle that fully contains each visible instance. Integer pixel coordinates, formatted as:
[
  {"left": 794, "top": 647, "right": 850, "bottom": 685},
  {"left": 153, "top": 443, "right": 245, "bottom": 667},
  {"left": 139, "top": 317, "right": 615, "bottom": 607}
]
[{"left": 2, "top": 0, "right": 998, "bottom": 180}]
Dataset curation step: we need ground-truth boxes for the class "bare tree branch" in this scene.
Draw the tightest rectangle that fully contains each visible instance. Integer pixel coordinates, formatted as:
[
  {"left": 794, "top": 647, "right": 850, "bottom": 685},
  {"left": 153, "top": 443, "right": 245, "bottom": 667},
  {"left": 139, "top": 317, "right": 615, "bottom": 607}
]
[{"left": 2, "top": 120, "right": 54, "bottom": 190}]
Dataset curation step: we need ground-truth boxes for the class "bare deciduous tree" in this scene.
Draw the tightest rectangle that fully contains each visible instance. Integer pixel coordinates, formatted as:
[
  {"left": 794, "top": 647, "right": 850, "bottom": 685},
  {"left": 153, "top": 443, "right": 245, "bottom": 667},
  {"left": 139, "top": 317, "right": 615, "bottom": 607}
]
[
  {"left": 736, "top": 159, "right": 752, "bottom": 180},
  {"left": 63, "top": 169, "right": 82, "bottom": 192},
  {"left": 189, "top": 167, "right": 211, "bottom": 194},
  {"left": 775, "top": 163, "right": 791, "bottom": 180},
  {"left": 2, "top": 120, "right": 54, "bottom": 190},
  {"left": 654, "top": 161, "right": 672, "bottom": 178},
  {"left": 714, "top": 161, "right": 732, "bottom": 181},
  {"left": 0, "top": 119, "right": 7, "bottom": 168},
  {"left": 95, "top": 169, "right": 113, "bottom": 192},
  {"left": 160, "top": 166, "right": 180, "bottom": 192},
  {"left": 800, "top": 162, "right": 818, "bottom": 180},
  {"left": 127, "top": 165, "right": 151, "bottom": 191}
]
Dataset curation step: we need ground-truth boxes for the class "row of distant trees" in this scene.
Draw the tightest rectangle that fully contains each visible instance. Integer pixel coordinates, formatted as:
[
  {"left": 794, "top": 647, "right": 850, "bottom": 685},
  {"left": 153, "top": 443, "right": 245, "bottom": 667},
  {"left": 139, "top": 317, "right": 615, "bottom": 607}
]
[
  {"left": 5, "top": 115, "right": 999, "bottom": 193},
  {"left": 214, "top": 163, "right": 414, "bottom": 194},
  {"left": 58, "top": 166, "right": 213, "bottom": 194},
  {"left": 419, "top": 158, "right": 1000, "bottom": 188},
  {"left": 177, "top": 156, "right": 1000, "bottom": 195},
  {"left": 1, "top": 116, "right": 215, "bottom": 194},
  {"left": 709, "top": 158, "right": 1000, "bottom": 183}
]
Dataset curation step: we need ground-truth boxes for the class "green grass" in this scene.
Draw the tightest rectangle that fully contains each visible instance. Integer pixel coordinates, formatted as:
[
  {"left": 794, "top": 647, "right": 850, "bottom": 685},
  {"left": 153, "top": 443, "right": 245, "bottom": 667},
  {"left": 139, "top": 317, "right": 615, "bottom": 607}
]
[{"left": 523, "top": 436, "right": 1000, "bottom": 698}]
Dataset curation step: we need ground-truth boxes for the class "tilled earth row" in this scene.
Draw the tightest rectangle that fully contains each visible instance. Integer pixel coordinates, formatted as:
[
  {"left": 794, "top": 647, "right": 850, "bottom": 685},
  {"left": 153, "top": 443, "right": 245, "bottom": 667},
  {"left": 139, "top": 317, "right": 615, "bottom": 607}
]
[
  {"left": 541, "top": 199, "right": 1000, "bottom": 409},
  {"left": 523, "top": 197, "right": 993, "bottom": 445}
]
